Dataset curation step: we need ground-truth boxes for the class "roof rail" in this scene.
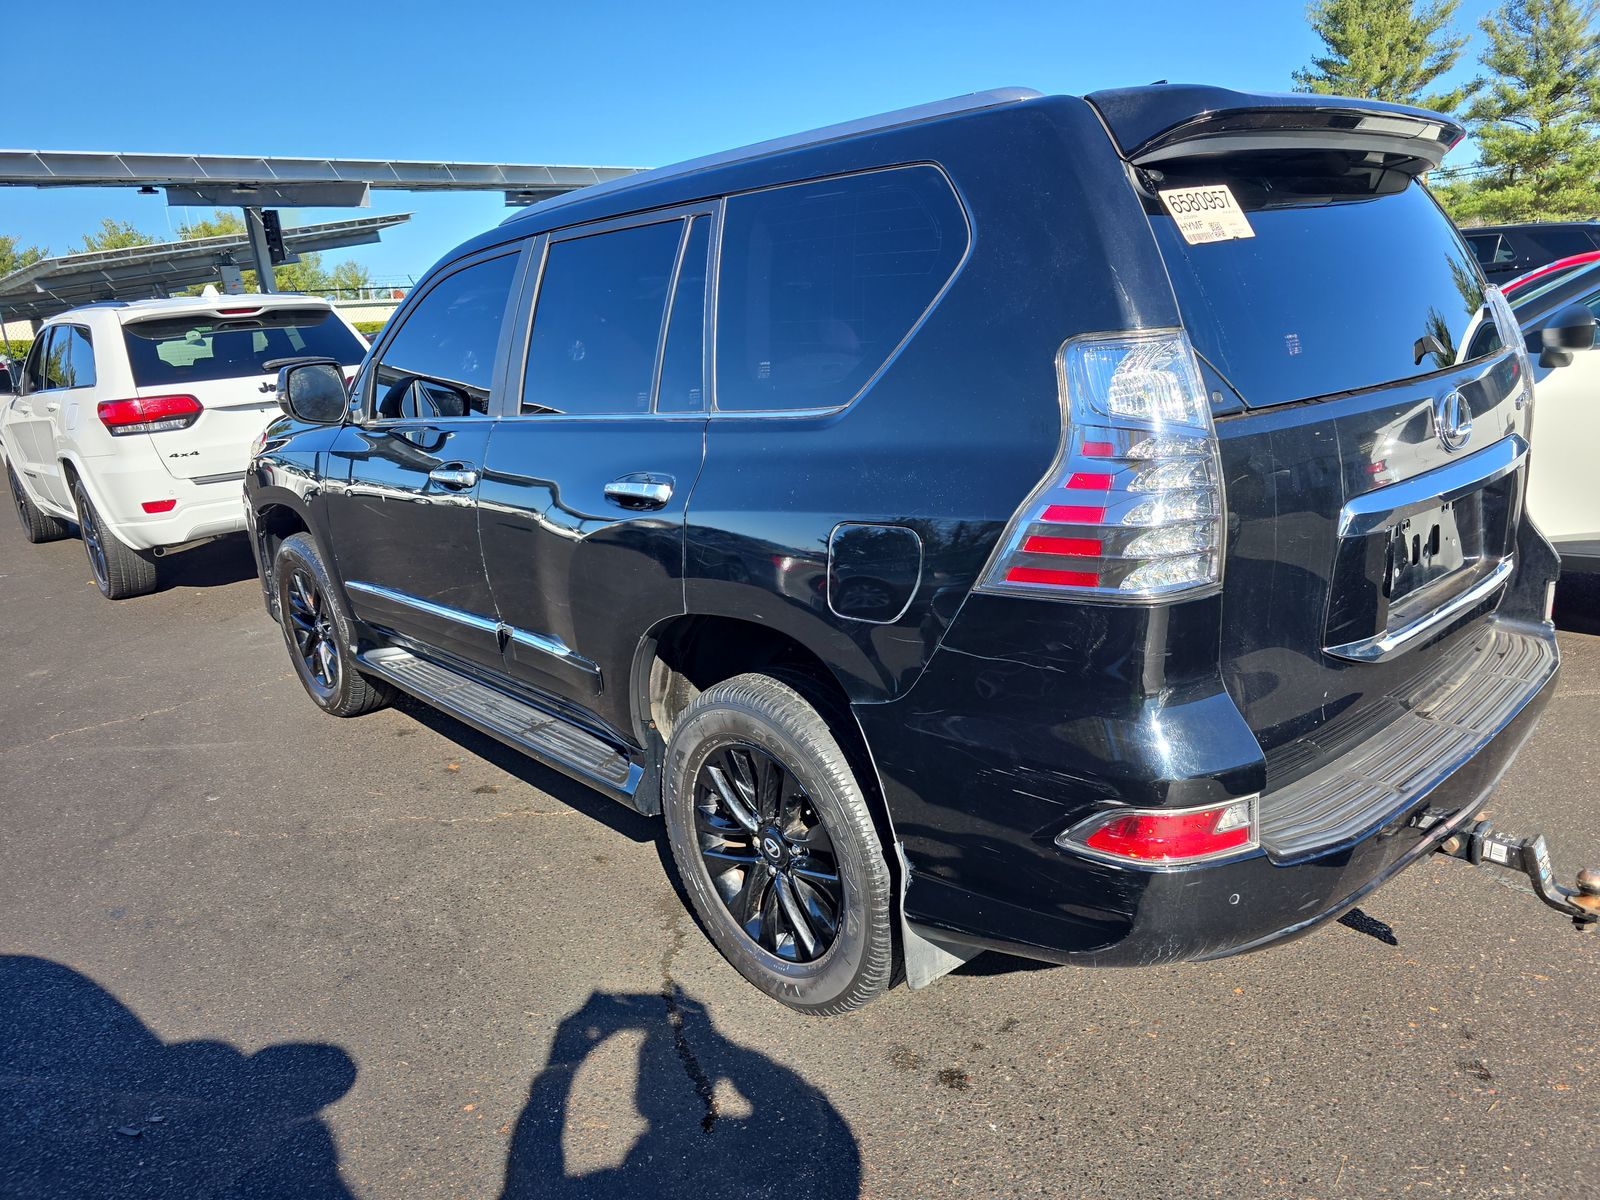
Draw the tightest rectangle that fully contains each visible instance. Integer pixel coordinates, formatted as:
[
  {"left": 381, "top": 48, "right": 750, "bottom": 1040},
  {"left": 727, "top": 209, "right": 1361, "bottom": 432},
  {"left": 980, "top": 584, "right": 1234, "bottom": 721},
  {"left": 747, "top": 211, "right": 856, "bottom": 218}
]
[{"left": 502, "top": 87, "right": 1042, "bottom": 226}]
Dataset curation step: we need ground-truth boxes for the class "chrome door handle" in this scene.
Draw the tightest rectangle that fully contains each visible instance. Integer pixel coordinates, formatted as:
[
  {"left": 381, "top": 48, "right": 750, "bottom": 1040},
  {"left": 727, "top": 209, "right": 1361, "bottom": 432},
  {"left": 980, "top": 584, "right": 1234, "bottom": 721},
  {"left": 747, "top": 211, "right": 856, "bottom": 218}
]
[
  {"left": 604, "top": 475, "right": 674, "bottom": 509},
  {"left": 427, "top": 466, "right": 479, "bottom": 489}
]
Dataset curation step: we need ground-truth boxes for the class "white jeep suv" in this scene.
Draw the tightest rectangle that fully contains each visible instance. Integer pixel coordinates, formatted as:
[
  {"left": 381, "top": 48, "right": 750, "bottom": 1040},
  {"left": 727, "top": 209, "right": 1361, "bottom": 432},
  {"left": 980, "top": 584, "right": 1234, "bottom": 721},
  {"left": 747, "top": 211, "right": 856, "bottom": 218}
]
[{"left": 3, "top": 294, "right": 366, "bottom": 598}]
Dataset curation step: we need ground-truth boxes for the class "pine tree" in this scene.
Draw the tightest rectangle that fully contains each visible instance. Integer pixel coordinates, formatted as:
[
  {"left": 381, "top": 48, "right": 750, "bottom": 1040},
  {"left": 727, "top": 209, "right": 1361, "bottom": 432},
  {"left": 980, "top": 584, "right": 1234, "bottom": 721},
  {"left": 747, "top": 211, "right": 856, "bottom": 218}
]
[
  {"left": 78, "top": 218, "right": 157, "bottom": 253},
  {"left": 0, "top": 235, "right": 46, "bottom": 278},
  {"left": 1439, "top": 0, "right": 1600, "bottom": 223},
  {"left": 1294, "top": 0, "right": 1470, "bottom": 112}
]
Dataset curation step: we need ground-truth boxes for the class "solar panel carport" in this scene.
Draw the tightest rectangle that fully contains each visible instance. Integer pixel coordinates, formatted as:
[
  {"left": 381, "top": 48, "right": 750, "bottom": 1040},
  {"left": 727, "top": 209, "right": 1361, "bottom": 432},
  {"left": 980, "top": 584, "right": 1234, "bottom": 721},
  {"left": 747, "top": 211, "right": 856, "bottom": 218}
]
[{"left": 0, "top": 214, "right": 412, "bottom": 324}]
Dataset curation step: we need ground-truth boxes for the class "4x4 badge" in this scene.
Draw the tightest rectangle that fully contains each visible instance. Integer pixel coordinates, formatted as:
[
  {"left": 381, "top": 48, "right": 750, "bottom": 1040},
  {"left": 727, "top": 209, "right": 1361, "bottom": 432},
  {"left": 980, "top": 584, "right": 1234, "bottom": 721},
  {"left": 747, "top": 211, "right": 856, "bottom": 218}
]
[{"left": 1434, "top": 389, "right": 1473, "bottom": 453}]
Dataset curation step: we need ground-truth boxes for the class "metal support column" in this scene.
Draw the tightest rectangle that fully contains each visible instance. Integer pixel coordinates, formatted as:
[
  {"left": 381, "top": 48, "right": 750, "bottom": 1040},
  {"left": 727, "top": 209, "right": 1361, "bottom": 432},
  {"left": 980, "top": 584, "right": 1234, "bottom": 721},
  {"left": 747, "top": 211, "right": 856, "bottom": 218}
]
[{"left": 242, "top": 206, "right": 278, "bottom": 293}]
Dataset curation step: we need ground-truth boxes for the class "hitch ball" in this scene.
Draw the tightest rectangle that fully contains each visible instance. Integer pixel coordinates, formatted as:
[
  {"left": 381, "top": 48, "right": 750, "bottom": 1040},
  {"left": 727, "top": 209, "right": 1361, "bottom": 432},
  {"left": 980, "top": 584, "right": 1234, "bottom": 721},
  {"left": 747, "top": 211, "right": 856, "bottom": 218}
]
[{"left": 1575, "top": 867, "right": 1600, "bottom": 926}]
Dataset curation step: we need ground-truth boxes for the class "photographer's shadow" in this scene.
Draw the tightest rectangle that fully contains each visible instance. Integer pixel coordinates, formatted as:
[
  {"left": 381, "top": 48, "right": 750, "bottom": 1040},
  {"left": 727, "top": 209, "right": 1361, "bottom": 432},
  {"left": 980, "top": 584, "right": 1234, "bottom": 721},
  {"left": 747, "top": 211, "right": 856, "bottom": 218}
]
[
  {"left": 501, "top": 989, "right": 860, "bottom": 1199},
  {"left": 0, "top": 955, "right": 357, "bottom": 1199}
]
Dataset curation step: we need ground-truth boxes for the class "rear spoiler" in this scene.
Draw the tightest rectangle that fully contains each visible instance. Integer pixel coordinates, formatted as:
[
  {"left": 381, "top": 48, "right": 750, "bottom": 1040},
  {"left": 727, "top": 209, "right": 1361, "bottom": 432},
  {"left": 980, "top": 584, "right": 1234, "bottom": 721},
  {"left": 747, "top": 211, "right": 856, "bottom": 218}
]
[{"left": 1087, "top": 84, "right": 1465, "bottom": 174}]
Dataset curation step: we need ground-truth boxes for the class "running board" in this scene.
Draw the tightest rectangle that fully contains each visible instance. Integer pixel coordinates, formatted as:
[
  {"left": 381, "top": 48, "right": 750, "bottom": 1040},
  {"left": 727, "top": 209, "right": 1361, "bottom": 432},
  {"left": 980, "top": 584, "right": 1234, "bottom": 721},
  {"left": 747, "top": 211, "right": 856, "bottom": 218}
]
[{"left": 356, "top": 647, "right": 641, "bottom": 796}]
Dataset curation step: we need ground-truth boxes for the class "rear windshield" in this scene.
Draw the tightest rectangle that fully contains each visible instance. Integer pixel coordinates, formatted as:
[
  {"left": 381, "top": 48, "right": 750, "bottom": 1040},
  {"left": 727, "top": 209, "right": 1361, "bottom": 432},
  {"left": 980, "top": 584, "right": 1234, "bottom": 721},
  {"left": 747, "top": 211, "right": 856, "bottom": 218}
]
[
  {"left": 1148, "top": 163, "right": 1500, "bottom": 407},
  {"left": 123, "top": 308, "right": 365, "bottom": 387}
]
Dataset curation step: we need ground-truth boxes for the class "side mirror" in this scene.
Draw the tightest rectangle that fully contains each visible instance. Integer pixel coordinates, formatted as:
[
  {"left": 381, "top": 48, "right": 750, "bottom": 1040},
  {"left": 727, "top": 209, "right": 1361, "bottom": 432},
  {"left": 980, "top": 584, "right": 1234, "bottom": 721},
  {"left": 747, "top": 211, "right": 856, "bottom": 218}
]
[
  {"left": 277, "top": 360, "right": 348, "bottom": 424},
  {"left": 1537, "top": 303, "right": 1597, "bottom": 369}
]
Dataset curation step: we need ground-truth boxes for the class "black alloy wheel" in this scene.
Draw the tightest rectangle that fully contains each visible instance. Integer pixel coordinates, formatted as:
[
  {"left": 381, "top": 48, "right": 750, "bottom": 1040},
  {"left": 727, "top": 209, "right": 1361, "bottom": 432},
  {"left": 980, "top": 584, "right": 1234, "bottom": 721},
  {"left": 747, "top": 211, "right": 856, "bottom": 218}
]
[
  {"left": 693, "top": 741, "right": 843, "bottom": 963},
  {"left": 662, "top": 672, "right": 896, "bottom": 1015},
  {"left": 286, "top": 567, "right": 341, "bottom": 697},
  {"left": 71, "top": 479, "right": 157, "bottom": 599},
  {"left": 5, "top": 460, "right": 68, "bottom": 543},
  {"left": 77, "top": 491, "right": 109, "bottom": 589},
  {"left": 270, "top": 533, "right": 390, "bottom": 718}
]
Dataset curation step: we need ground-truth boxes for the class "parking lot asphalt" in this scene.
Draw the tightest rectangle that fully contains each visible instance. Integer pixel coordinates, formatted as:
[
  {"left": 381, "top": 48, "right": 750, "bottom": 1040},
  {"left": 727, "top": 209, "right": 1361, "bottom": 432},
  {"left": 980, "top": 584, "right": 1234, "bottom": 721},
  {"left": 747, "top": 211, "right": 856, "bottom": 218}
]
[{"left": 1, "top": 516, "right": 1596, "bottom": 1200}]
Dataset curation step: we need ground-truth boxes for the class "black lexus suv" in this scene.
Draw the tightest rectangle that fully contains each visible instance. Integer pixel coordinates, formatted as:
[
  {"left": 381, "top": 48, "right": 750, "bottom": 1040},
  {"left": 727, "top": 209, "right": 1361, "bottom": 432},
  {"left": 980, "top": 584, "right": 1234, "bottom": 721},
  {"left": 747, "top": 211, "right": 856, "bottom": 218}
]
[{"left": 247, "top": 85, "right": 1564, "bottom": 1015}]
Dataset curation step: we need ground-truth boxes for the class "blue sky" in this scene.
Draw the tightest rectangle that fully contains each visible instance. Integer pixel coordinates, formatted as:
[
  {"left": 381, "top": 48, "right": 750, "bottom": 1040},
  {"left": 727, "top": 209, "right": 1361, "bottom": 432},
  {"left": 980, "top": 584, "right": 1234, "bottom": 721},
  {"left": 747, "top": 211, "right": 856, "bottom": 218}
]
[{"left": 5, "top": 0, "right": 1499, "bottom": 284}]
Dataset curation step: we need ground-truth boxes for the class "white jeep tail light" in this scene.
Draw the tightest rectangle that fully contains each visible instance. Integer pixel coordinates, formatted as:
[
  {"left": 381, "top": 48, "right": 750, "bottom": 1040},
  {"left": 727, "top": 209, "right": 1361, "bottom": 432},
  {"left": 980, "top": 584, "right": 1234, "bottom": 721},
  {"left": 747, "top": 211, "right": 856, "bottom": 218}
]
[
  {"left": 1059, "top": 797, "right": 1258, "bottom": 866},
  {"left": 977, "top": 330, "right": 1225, "bottom": 600},
  {"left": 97, "top": 393, "right": 203, "bottom": 436}
]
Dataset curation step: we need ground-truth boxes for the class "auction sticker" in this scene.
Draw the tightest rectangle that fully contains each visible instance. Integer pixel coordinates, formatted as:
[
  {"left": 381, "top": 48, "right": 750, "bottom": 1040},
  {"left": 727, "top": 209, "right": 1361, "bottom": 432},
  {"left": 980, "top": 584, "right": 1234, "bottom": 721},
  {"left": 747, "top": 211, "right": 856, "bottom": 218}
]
[{"left": 1159, "top": 184, "right": 1255, "bottom": 244}]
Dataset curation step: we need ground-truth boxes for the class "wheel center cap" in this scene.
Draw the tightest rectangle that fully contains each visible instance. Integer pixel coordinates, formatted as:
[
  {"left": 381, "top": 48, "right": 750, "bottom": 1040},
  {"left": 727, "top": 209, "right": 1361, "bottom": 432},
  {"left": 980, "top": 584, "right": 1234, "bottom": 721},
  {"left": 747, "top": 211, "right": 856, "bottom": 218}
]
[{"left": 758, "top": 827, "right": 787, "bottom": 866}]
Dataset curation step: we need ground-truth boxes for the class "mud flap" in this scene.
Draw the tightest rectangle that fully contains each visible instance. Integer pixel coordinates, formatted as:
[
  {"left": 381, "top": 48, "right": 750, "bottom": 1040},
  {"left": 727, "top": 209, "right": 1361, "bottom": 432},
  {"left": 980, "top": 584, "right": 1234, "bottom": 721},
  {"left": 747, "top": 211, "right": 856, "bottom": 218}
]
[{"left": 896, "top": 843, "right": 981, "bottom": 988}]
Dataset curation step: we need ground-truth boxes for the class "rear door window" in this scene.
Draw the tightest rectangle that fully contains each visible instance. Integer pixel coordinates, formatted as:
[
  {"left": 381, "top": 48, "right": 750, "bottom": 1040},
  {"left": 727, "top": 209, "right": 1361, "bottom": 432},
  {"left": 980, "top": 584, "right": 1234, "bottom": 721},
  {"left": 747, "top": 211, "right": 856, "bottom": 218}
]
[
  {"left": 42, "top": 328, "right": 72, "bottom": 389},
  {"left": 1149, "top": 168, "right": 1497, "bottom": 407},
  {"left": 61, "top": 326, "right": 95, "bottom": 388},
  {"left": 1525, "top": 227, "right": 1600, "bottom": 260},
  {"left": 657, "top": 216, "right": 711, "bottom": 413},
  {"left": 520, "top": 220, "right": 683, "bottom": 417},
  {"left": 125, "top": 309, "right": 364, "bottom": 387},
  {"left": 715, "top": 166, "right": 968, "bottom": 412}
]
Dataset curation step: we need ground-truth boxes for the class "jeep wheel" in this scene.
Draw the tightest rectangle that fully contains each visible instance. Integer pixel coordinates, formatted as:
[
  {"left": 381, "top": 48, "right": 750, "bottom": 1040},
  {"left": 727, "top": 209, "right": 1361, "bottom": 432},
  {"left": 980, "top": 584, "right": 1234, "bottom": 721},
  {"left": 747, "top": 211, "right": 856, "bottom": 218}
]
[
  {"left": 8, "top": 460, "right": 69, "bottom": 544},
  {"left": 662, "top": 673, "right": 896, "bottom": 1015},
  {"left": 273, "top": 533, "right": 391, "bottom": 717},
  {"left": 72, "top": 479, "right": 157, "bottom": 599}
]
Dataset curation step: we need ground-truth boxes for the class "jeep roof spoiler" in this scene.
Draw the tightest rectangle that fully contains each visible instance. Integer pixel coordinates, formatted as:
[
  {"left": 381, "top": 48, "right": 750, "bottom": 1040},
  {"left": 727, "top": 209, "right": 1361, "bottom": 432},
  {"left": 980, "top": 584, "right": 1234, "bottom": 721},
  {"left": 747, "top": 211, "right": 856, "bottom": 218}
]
[{"left": 1087, "top": 84, "right": 1466, "bottom": 173}]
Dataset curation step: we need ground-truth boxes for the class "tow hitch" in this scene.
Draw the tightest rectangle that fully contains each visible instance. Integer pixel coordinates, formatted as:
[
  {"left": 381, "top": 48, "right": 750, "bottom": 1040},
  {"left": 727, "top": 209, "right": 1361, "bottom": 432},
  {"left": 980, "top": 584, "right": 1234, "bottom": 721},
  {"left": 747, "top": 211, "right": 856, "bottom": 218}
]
[{"left": 1420, "top": 810, "right": 1600, "bottom": 931}]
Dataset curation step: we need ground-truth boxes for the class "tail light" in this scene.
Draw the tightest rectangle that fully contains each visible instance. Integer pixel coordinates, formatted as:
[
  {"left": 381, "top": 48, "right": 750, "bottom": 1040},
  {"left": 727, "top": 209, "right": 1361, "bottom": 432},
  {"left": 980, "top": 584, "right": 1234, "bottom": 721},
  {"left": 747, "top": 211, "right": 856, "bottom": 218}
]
[
  {"left": 97, "top": 394, "right": 202, "bottom": 436},
  {"left": 977, "top": 330, "right": 1224, "bottom": 599},
  {"left": 1060, "top": 797, "right": 1257, "bottom": 866}
]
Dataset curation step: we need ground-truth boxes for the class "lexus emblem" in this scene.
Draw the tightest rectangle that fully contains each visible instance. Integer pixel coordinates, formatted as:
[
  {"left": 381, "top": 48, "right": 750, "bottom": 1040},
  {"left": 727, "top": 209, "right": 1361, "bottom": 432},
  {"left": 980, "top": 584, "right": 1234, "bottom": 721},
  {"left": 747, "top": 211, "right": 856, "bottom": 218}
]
[
  {"left": 1434, "top": 389, "right": 1473, "bottom": 453},
  {"left": 761, "top": 835, "right": 783, "bottom": 861}
]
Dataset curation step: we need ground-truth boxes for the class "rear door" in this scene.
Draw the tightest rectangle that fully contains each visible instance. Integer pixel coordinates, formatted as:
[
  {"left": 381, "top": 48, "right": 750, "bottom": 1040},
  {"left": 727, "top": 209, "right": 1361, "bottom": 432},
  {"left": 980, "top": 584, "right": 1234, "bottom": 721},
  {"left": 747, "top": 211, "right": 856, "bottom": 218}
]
[
  {"left": 120, "top": 305, "right": 366, "bottom": 486},
  {"left": 478, "top": 207, "right": 713, "bottom": 736},
  {"left": 324, "top": 245, "right": 527, "bottom": 674},
  {"left": 1122, "top": 131, "right": 1530, "bottom": 780}
]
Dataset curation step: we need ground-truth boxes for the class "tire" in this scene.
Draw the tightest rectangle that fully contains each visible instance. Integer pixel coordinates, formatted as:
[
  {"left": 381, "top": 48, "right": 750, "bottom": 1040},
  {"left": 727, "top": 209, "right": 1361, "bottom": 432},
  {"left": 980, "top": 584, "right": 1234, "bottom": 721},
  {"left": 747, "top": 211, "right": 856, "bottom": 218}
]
[
  {"left": 272, "top": 532, "right": 391, "bottom": 717},
  {"left": 7, "top": 459, "right": 70, "bottom": 543},
  {"left": 662, "top": 673, "right": 896, "bottom": 1016},
  {"left": 72, "top": 478, "right": 157, "bottom": 599}
]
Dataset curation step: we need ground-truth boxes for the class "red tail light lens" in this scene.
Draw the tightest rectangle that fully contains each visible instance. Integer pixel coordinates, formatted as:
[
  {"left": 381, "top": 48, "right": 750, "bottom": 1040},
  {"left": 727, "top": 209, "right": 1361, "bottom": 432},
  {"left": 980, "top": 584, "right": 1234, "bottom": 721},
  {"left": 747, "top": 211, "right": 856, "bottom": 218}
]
[
  {"left": 1060, "top": 798, "right": 1257, "bottom": 866},
  {"left": 140, "top": 499, "right": 177, "bottom": 514},
  {"left": 97, "top": 394, "right": 203, "bottom": 436},
  {"left": 977, "top": 330, "right": 1225, "bottom": 600}
]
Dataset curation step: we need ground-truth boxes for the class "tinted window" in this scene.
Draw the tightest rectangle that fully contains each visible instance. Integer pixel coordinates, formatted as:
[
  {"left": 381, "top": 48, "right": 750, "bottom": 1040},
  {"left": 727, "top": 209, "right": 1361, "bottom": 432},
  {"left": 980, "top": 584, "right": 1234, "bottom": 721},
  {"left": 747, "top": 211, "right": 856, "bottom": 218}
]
[
  {"left": 1467, "top": 233, "right": 1512, "bottom": 266},
  {"left": 1526, "top": 227, "right": 1600, "bottom": 260},
  {"left": 1151, "top": 170, "right": 1495, "bottom": 407},
  {"left": 42, "top": 328, "right": 72, "bottom": 389},
  {"left": 0, "top": 364, "right": 12, "bottom": 394},
  {"left": 21, "top": 336, "right": 46, "bottom": 393},
  {"left": 716, "top": 167, "right": 968, "bottom": 412},
  {"left": 125, "top": 309, "right": 364, "bottom": 388},
  {"left": 522, "top": 221, "right": 681, "bottom": 416},
  {"left": 374, "top": 253, "right": 520, "bottom": 419},
  {"left": 658, "top": 217, "right": 710, "bottom": 413},
  {"left": 62, "top": 326, "right": 95, "bottom": 389}
]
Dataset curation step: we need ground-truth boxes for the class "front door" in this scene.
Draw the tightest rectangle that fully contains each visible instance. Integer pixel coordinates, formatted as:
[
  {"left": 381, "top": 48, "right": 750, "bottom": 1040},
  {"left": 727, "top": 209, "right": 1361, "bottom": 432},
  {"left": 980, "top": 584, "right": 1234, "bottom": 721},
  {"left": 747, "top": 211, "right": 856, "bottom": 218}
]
[
  {"left": 324, "top": 246, "right": 527, "bottom": 673},
  {"left": 10, "top": 327, "right": 82, "bottom": 509},
  {"left": 478, "top": 210, "right": 713, "bottom": 737}
]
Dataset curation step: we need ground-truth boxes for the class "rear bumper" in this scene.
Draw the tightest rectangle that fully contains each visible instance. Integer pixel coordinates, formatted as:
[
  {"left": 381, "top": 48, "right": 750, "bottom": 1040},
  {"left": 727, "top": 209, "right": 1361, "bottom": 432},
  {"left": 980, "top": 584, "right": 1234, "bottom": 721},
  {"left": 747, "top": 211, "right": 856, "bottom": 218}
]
[
  {"left": 91, "top": 466, "right": 249, "bottom": 551},
  {"left": 859, "top": 603, "right": 1559, "bottom": 968}
]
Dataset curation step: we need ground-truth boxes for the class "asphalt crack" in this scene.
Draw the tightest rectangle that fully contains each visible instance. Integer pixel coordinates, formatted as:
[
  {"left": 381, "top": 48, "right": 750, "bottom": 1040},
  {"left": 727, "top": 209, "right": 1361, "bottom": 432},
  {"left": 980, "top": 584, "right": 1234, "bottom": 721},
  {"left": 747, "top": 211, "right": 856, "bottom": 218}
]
[{"left": 658, "top": 910, "right": 718, "bottom": 1134}]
